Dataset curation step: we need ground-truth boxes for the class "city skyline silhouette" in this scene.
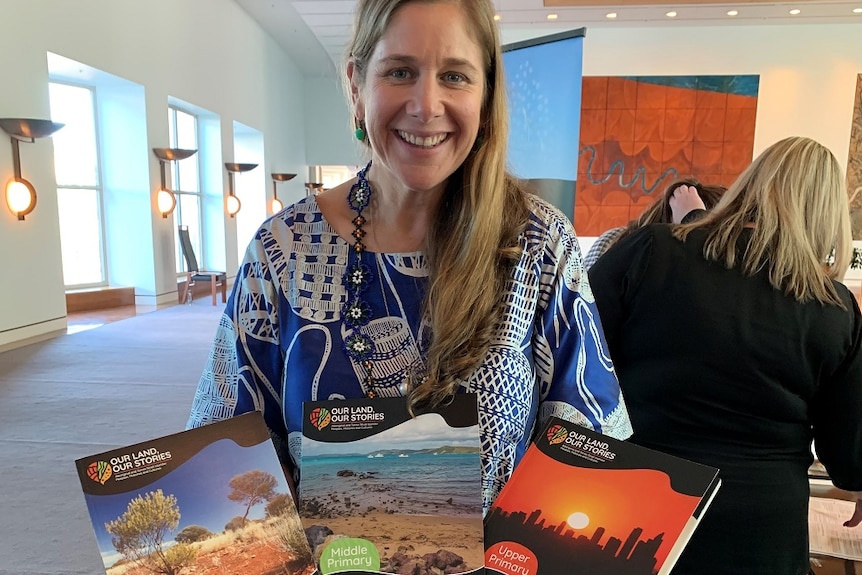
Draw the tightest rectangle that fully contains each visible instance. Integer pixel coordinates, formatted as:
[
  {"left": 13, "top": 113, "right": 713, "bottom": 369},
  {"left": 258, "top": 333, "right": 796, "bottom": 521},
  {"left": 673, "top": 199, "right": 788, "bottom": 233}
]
[{"left": 485, "top": 506, "right": 664, "bottom": 575}]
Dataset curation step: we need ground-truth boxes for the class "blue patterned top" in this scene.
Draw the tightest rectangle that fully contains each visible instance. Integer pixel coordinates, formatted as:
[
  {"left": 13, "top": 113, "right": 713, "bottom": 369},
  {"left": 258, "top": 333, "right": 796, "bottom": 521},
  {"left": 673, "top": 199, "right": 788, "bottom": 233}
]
[{"left": 187, "top": 194, "right": 631, "bottom": 512}]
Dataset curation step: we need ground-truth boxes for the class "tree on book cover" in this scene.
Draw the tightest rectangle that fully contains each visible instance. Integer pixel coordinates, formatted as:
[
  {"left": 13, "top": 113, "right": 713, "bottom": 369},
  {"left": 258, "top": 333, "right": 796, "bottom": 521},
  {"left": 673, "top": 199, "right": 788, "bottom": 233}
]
[
  {"left": 300, "top": 395, "right": 484, "bottom": 575},
  {"left": 484, "top": 417, "right": 720, "bottom": 575},
  {"left": 75, "top": 411, "right": 316, "bottom": 575}
]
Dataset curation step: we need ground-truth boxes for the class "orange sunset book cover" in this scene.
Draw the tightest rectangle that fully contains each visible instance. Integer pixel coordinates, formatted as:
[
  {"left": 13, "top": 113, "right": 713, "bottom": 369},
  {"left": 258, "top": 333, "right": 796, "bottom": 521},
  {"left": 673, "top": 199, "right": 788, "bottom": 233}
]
[{"left": 484, "top": 419, "right": 720, "bottom": 575}]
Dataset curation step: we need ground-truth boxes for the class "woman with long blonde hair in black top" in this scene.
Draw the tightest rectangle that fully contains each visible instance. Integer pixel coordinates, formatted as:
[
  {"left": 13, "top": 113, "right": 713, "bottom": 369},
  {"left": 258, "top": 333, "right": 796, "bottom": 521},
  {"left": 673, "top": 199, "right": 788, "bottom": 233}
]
[{"left": 589, "top": 136, "right": 862, "bottom": 575}]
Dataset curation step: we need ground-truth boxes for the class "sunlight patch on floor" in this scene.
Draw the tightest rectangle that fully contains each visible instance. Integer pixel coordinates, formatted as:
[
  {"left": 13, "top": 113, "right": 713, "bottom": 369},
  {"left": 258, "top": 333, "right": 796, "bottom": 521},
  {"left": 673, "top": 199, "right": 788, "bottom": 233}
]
[{"left": 66, "top": 323, "right": 105, "bottom": 335}]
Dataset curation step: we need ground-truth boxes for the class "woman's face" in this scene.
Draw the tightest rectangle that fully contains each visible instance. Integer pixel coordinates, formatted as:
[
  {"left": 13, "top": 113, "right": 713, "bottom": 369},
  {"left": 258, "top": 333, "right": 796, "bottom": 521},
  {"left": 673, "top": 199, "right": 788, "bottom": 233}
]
[{"left": 350, "top": 1, "right": 486, "bottom": 197}]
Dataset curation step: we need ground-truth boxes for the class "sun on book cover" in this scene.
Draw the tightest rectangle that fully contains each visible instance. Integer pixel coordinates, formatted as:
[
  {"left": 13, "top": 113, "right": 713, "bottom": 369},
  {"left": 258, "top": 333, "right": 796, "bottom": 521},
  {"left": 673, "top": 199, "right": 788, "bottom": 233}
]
[
  {"left": 75, "top": 411, "right": 315, "bottom": 575},
  {"left": 300, "top": 394, "right": 484, "bottom": 575},
  {"left": 484, "top": 417, "right": 720, "bottom": 575}
]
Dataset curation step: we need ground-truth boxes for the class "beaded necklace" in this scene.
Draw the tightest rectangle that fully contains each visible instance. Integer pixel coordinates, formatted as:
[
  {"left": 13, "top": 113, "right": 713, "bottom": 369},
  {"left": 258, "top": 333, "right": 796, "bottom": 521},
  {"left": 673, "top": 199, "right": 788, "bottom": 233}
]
[{"left": 342, "top": 161, "right": 409, "bottom": 399}]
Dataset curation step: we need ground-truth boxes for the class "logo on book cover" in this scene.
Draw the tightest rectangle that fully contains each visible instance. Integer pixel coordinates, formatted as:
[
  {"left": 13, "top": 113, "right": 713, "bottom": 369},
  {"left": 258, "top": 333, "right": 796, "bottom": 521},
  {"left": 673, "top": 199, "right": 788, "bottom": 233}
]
[
  {"left": 310, "top": 407, "right": 332, "bottom": 430},
  {"left": 86, "top": 460, "right": 113, "bottom": 485},
  {"left": 546, "top": 424, "right": 568, "bottom": 445}
]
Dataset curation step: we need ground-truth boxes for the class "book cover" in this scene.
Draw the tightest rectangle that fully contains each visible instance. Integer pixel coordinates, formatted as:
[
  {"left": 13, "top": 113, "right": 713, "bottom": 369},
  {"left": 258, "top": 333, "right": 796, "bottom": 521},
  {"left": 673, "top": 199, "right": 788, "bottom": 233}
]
[
  {"left": 484, "top": 417, "right": 721, "bottom": 575},
  {"left": 300, "top": 394, "right": 484, "bottom": 575},
  {"left": 75, "top": 411, "right": 316, "bottom": 575}
]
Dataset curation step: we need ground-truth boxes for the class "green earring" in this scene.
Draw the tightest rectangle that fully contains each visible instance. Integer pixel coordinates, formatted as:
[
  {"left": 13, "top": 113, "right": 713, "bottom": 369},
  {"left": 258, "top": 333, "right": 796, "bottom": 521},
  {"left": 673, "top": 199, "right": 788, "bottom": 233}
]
[{"left": 354, "top": 127, "right": 365, "bottom": 141}]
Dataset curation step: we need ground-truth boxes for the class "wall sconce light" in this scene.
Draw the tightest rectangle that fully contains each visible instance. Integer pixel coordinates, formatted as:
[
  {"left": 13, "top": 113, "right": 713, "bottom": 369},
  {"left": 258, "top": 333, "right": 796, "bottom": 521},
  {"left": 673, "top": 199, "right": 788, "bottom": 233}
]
[
  {"left": 224, "top": 162, "right": 257, "bottom": 218},
  {"left": 271, "top": 172, "right": 296, "bottom": 214},
  {"left": 0, "top": 118, "right": 64, "bottom": 220},
  {"left": 152, "top": 147, "right": 197, "bottom": 218}
]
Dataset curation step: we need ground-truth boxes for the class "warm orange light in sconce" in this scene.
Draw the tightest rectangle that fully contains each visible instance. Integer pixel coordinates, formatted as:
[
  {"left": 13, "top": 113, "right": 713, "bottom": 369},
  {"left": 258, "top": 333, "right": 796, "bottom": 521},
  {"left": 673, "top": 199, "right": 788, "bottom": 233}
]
[
  {"left": 225, "top": 193, "right": 241, "bottom": 217},
  {"left": 271, "top": 172, "right": 296, "bottom": 214},
  {"left": 271, "top": 196, "right": 283, "bottom": 213},
  {"left": 6, "top": 177, "right": 37, "bottom": 219},
  {"left": 153, "top": 148, "right": 196, "bottom": 218},
  {"left": 225, "top": 162, "right": 258, "bottom": 218},
  {"left": 156, "top": 187, "right": 176, "bottom": 217},
  {"left": 0, "top": 118, "right": 64, "bottom": 220}
]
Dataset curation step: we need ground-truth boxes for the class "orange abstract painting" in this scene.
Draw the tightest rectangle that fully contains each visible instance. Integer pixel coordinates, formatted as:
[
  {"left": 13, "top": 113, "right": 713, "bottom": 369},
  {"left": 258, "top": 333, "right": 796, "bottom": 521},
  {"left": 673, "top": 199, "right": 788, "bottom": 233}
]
[{"left": 576, "top": 75, "right": 758, "bottom": 236}]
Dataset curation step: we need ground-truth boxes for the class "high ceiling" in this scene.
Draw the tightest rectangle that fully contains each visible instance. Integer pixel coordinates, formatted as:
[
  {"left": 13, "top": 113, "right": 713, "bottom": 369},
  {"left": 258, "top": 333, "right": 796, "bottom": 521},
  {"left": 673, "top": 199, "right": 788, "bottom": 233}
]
[{"left": 233, "top": 0, "right": 862, "bottom": 77}]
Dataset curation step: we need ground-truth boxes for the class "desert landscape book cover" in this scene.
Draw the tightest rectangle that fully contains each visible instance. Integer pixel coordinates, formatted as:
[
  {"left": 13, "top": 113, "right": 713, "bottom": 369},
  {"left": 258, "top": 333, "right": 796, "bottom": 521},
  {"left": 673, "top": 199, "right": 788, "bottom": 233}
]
[
  {"left": 484, "top": 418, "right": 721, "bottom": 575},
  {"left": 300, "top": 394, "right": 483, "bottom": 575},
  {"left": 75, "top": 411, "right": 315, "bottom": 575}
]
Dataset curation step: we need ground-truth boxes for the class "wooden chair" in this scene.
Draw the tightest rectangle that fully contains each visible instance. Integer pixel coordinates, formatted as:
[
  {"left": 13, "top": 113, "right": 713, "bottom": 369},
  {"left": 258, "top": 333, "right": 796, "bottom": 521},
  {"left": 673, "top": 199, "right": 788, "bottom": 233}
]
[{"left": 177, "top": 225, "right": 227, "bottom": 306}]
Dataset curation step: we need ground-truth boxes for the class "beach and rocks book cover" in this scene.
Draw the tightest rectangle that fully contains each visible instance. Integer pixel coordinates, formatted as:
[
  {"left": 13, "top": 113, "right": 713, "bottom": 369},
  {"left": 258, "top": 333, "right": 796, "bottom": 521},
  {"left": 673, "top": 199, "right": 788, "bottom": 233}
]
[
  {"left": 300, "top": 394, "right": 483, "bottom": 575},
  {"left": 75, "top": 411, "right": 316, "bottom": 575},
  {"left": 484, "top": 417, "right": 721, "bottom": 575}
]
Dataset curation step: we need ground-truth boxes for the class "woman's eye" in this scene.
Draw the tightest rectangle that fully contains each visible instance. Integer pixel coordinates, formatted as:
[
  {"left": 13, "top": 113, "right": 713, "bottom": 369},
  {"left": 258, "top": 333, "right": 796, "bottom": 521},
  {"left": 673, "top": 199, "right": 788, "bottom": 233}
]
[
  {"left": 390, "top": 69, "right": 410, "bottom": 80},
  {"left": 444, "top": 72, "right": 466, "bottom": 83}
]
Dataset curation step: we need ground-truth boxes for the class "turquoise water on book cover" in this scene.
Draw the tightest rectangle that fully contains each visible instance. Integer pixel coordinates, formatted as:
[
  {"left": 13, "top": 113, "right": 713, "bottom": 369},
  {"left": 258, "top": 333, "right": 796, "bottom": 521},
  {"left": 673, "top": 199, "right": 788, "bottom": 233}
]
[{"left": 301, "top": 452, "right": 482, "bottom": 516}]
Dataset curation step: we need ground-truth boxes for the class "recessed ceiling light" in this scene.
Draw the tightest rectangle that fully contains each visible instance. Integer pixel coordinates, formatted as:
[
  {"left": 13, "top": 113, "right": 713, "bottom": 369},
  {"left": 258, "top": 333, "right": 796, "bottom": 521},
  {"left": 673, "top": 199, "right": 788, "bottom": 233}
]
[
  {"left": 854, "top": 8, "right": 862, "bottom": 13},
  {"left": 606, "top": 12, "right": 618, "bottom": 19},
  {"left": 789, "top": 8, "right": 801, "bottom": 15},
  {"left": 547, "top": 13, "right": 558, "bottom": 20},
  {"left": 727, "top": 10, "right": 738, "bottom": 16},
  {"left": 493, "top": 13, "right": 501, "bottom": 21},
  {"left": 666, "top": 11, "right": 677, "bottom": 17}
]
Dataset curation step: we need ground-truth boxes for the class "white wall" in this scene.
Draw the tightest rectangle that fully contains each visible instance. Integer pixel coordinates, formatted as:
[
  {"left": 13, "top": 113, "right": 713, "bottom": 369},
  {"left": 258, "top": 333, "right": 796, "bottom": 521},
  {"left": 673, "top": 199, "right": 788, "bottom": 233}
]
[
  {"left": 303, "top": 77, "right": 364, "bottom": 167},
  {"left": 232, "top": 122, "right": 266, "bottom": 264},
  {"left": 0, "top": 0, "right": 309, "bottom": 349}
]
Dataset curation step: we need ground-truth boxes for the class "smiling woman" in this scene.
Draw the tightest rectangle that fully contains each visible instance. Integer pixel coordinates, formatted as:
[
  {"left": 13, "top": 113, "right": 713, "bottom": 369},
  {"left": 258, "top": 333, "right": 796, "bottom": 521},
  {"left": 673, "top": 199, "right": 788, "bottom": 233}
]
[
  {"left": 345, "top": 2, "right": 486, "bottom": 201},
  {"left": 187, "top": 0, "right": 631, "bottom": 519}
]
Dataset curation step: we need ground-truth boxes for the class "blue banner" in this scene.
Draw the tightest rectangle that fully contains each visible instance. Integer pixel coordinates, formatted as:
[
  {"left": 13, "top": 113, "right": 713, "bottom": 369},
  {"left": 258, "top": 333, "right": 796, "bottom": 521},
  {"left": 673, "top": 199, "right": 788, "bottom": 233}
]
[{"left": 503, "top": 30, "right": 584, "bottom": 221}]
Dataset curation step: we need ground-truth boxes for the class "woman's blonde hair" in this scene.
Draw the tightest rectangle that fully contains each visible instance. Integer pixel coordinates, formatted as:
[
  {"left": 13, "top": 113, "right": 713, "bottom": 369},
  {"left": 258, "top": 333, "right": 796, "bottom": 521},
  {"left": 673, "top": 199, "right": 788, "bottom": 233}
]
[
  {"left": 344, "top": 0, "right": 530, "bottom": 409},
  {"left": 674, "top": 136, "right": 851, "bottom": 307}
]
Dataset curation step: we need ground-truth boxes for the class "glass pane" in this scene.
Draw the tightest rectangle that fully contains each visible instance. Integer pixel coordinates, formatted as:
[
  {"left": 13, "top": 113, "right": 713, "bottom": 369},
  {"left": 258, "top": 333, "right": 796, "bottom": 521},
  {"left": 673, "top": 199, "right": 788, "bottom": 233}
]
[
  {"left": 176, "top": 110, "right": 199, "bottom": 192},
  {"left": 177, "top": 155, "right": 199, "bottom": 192},
  {"left": 58, "top": 188, "right": 104, "bottom": 285},
  {"left": 176, "top": 194, "right": 201, "bottom": 273},
  {"left": 175, "top": 109, "right": 197, "bottom": 149},
  {"left": 168, "top": 107, "right": 199, "bottom": 192},
  {"left": 168, "top": 108, "right": 176, "bottom": 147},
  {"left": 49, "top": 83, "right": 99, "bottom": 187}
]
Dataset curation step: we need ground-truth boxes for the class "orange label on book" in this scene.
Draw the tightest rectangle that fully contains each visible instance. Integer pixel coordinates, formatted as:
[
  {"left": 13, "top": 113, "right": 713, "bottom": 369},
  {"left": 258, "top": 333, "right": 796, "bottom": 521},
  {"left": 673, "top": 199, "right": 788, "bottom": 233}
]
[{"left": 485, "top": 541, "right": 538, "bottom": 575}]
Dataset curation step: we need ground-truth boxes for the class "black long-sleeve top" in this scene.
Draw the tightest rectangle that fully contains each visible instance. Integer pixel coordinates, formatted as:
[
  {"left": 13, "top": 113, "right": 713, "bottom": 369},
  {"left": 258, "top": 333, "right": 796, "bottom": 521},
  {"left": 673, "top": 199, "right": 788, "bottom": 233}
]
[{"left": 588, "top": 224, "right": 862, "bottom": 575}]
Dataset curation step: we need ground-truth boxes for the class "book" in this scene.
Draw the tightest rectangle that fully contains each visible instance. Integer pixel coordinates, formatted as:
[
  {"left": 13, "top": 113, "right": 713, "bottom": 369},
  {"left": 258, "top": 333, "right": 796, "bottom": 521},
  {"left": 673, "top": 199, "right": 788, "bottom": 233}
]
[
  {"left": 300, "top": 394, "right": 484, "bottom": 575},
  {"left": 484, "top": 417, "right": 721, "bottom": 575},
  {"left": 75, "top": 411, "right": 316, "bottom": 575}
]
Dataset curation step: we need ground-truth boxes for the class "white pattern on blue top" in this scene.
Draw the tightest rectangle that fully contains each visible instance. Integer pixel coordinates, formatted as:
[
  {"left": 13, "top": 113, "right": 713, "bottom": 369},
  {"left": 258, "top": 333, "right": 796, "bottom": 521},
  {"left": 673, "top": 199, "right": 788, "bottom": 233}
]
[{"left": 187, "top": 193, "right": 632, "bottom": 513}]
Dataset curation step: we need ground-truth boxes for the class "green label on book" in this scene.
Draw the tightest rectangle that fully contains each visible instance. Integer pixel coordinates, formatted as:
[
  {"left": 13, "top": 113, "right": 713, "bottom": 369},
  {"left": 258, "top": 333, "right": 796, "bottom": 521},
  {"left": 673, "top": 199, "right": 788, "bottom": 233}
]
[{"left": 319, "top": 537, "right": 380, "bottom": 574}]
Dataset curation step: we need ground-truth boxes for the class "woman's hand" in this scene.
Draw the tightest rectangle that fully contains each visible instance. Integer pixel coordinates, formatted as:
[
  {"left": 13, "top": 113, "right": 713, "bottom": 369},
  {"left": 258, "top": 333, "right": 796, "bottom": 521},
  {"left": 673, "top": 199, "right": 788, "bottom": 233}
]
[
  {"left": 844, "top": 492, "right": 862, "bottom": 527},
  {"left": 670, "top": 184, "right": 706, "bottom": 224}
]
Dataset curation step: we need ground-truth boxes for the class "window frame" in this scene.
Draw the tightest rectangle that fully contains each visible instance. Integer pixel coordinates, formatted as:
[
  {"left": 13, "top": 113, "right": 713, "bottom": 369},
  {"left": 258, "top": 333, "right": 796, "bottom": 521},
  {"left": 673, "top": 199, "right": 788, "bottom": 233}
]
[
  {"left": 168, "top": 105, "right": 204, "bottom": 275},
  {"left": 49, "top": 80, "right": 108, "bottom": 289}
]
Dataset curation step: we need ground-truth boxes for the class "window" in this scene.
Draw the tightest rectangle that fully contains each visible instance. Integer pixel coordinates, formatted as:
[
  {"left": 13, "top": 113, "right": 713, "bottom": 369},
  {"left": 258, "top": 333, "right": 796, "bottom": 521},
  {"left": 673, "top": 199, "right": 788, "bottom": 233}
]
[
  {"left": 168, "top": 106, "right": 202, "bottom": 274},
  {"left": 49, "top": 82, "right": 105, "bottom": 287}
]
